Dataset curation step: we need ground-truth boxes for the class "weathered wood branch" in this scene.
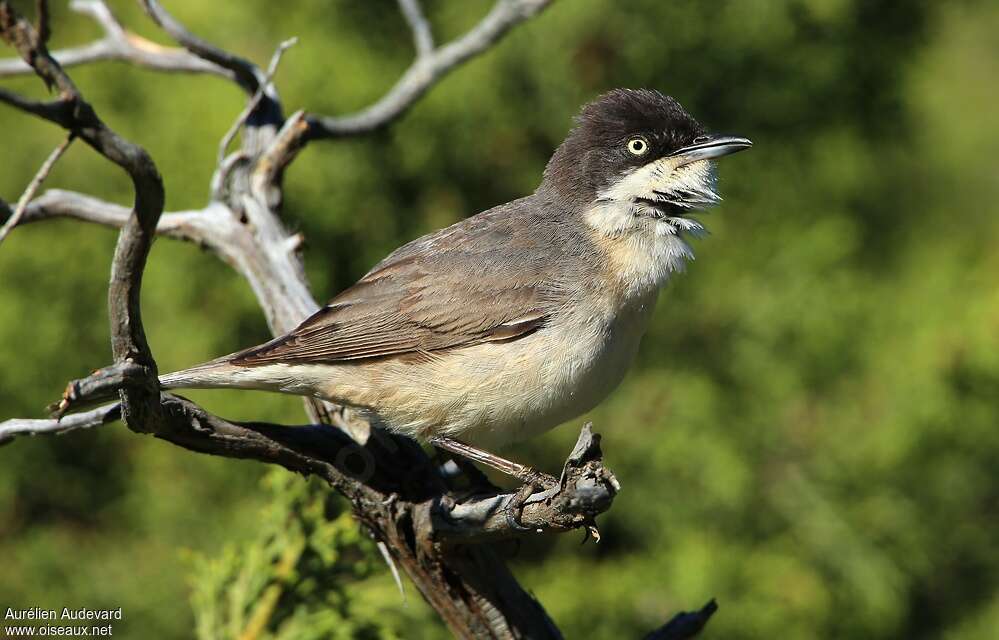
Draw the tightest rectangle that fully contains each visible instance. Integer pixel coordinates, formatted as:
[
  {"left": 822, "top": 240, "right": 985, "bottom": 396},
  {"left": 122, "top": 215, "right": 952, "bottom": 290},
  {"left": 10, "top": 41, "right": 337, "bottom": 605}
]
[
  {"left": 0, "top": 0, "right": 230, "bottom": 79},
  {"left": 307, "top": 0, "right": 553, "bottom": 138},
  {"left": 1, "top": 0, "right": 165, "bottom": 432},
  {"left": 50, "top": 361, "right": 151, "bottom": 417},
  {"left": 643, "top": 600, "right": 718, "bottom": 640},
  {"left": 0, "top": 131, "right": 73, "bottom": 245},
  {"left": 397, "top": 0, "right": 435, "bottom": 59},
  {"left": 0, "top": 188, "right": 222, "bottom": 244},
  {"left": 138, "top": 0, "right": 263, "bottom": 95},
  {"left": 0, "top": 402, "right": 119, "bottom": 446}
]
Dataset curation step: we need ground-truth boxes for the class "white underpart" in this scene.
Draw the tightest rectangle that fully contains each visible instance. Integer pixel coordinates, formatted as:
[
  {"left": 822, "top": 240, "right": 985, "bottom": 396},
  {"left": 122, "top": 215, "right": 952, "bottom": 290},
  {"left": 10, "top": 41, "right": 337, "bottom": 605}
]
[{"left": 584, "top": 158, "right": 721, "bottom": 296}]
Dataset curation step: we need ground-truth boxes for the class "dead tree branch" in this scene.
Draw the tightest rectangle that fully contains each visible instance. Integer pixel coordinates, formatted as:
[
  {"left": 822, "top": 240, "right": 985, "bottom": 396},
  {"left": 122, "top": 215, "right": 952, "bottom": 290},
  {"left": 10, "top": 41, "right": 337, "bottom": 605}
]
[
  {"left": 138, "top": 0, "right": 263, "bottom": 95},
  {"left": 0, "top": 188, "right": 223, "bottom": 245},
  {"left": 642, "top": 600, "right": 718, "bottom": 640},
  {"left": 307, "top": 0, "right": 553, "bottom": 138},
  {"left": 398, "top": 0, "right": 435, "bottom": 58},
  {"left": 0, "top": 0, "right": 229, "bottom": 79},
  {"left": 1, "top": 1, "right": 714, "bottom": 637},
  {"left": 0, "top": 402, "right": 119, "bottom": 446},
  {"left": 0, "top": 131, "right": 73, "bottom": 245},
  {"left": 217, "top": 37, "right": 297, "bottom": 168}
]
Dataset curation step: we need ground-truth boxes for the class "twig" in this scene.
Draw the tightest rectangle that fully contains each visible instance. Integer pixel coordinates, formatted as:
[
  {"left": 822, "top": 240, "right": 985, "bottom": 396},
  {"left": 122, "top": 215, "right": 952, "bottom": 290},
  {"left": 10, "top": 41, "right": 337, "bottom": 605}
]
[
  {"left": 377, "top": 541, "right": 407, "bottom": 604},
  {"left": 138, "top": 0, "right": 262, "bottom": 95},
  {"left": 0, "top": 2, "right": 78, "bottom": 97},
  {"left": 0, "top": 86, "right": 65, "bottom": 119},
  {"left": 0, "top": 131, "right": 74, "bottom": 246},
  {"left": 50, "top": 361, "right": 154, "bottom": 417},
  {"left": 0, "top": 0, "right": 230, "bottom": 79},
  {"left": 5, "top": 188, "right": 223, "bottom": 245},
  {"left": 1, "top": 0, "right": 165, "bottom": 427},
  {"left": 34, "top": 0, "right": 49, "bottom": 45},
  {"left": 308, "top": 0, "right": 553, "bottom": 138},
  {"left": 397, "top": 0, "right": 434, "bottom": 58},
  {"left": 0, "top": 403, "right": 120, "bottom": 446},
  {"left": 642, "top": 600, "right": 718, "bottom": 640},
  {"left": 137, "top": 0, "right": 284, "bottom": 161},
  {"left": 217, "top": 37, "right": 297, "bottom": 169}
]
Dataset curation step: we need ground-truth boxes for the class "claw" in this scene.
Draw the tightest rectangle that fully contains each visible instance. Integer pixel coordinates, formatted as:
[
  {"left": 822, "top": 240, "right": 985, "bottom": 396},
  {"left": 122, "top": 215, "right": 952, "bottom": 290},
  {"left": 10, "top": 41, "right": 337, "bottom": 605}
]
[{"left": 505, "top": 481, "right": 540, "bottom": 531}]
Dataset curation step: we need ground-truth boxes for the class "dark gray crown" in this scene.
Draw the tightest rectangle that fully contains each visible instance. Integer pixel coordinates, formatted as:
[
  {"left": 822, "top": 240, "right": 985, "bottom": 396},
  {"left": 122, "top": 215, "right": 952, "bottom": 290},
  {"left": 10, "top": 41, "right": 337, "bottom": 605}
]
[{"left": 541, "top": 89, "right": 706, "bottom": 204}]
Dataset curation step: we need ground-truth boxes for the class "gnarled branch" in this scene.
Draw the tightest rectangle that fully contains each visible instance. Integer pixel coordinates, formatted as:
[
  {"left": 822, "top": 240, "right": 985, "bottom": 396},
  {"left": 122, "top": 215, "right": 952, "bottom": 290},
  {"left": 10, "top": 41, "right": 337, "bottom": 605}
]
[
  {"left": 0, "top": 0, "right": 230, "bottom": 79},
  {"left": 308, "top": 0, "right": 553, "bottom": 138},
  {"left": 138, "top": 0, "right": 263, "bottom": 95}
]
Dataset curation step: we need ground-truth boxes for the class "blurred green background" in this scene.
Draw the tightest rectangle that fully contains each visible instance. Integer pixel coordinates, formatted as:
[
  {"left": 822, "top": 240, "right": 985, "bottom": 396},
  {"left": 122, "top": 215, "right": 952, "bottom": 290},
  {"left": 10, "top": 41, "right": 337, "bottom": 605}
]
[{"left": 2, "top": 0, "right": 998, "bottom": 638}]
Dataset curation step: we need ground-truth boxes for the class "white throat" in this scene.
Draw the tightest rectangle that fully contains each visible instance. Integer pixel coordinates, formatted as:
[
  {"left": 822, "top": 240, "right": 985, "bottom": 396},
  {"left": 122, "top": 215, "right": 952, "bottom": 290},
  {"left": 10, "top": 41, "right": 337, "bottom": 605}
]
[{"left": 584, "top": 158, "right": 720, "bottom": 298}]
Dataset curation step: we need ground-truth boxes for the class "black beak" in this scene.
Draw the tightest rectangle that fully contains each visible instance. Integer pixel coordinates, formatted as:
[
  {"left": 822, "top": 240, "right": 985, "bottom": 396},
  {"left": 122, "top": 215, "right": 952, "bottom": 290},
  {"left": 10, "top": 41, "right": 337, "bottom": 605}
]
[{"left": 670, "top": 135, "right": 753, "bottom": 166}]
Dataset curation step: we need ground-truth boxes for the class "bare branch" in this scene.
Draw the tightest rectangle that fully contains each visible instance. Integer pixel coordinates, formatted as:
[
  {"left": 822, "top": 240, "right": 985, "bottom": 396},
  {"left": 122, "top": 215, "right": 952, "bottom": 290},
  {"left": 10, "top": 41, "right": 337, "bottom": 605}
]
[
  {"left": 51, "top": 361, "right": 153, "bottom": 417},
  {"left": 2, "top": 0, "right": 165, "bottom": 428},
  {"left": 138, "top": 0, "right": 262, "bottom": 95},
  {"left": 34, "top": 0, "right": 50, "bottom": 45},
  {"left": 0, "top": 131, "right": 74, "bottom": 246},
  {"left": 3, "top": 183, "right": 318, "bottom": 341},
  {"left": 0, "top": 3, "right": 77, "bottom": 96},
  {"left": 0, "top": 1, "right": 229, "bottom": 79},
  {"left": 1, "top": 189, "right": 220, "bottom": 245},
  {"left": 309, "top": 0, "right": 553, "bottom": 138},
  {"left": 397, "top": 0, "right": 434, "bottom": 58},
  {"left": 0, "top": 86, "right": 65, "bottom": 119},
  {"left": 642, "top": 601, "right": 719, "bottom": 640},
  {"left": 217, "top": 37, "right": 297, "bottom": 169},
  {"left": 252, "top": 109, "right": 310, "bottom": 190},
  {"left": 253, "top": 0, "right": 554, "bottom": 181},
  {"left": 0, "top": 402, "right": 120, "bottom": 446},
  {"left": 136, "top": 0, "right": 287, "bottom": 162}
]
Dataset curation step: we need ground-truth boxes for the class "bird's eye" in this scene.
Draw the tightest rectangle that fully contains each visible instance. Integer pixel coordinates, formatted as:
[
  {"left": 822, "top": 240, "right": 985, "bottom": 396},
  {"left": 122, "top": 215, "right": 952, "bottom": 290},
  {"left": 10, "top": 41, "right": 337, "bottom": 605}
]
[{"left": 626, "top": 136, "right": 649, "bottom": 156}]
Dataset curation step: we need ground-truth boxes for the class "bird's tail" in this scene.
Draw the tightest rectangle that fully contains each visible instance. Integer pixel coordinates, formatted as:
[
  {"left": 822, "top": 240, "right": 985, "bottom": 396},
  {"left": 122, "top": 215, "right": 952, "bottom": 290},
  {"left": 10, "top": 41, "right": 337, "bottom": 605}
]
[
  {"left": 158, "top": 355, "right": 247, "bottom": 390},
  {"left": 159, "top": 353, "right": 314, "bottom": 397}
]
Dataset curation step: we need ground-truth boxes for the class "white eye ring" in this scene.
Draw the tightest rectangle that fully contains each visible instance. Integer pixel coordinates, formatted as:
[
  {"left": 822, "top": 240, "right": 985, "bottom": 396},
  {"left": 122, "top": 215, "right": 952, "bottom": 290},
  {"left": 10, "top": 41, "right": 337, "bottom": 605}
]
[{"left": 627, "top": 136, "right": 649, "bottom": 156}]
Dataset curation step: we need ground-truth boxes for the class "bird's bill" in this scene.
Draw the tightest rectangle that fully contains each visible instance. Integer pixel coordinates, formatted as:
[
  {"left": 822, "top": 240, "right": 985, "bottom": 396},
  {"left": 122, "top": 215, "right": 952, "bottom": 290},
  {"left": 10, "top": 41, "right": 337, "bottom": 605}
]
[{"left": 670, "top": 135, "right": 753, "bottom": 166}]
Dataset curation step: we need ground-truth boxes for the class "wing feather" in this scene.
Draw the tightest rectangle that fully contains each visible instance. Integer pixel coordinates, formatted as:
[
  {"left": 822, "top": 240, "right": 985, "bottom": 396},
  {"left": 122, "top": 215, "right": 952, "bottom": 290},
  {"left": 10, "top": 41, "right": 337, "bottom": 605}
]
[{"left": 232, "top": 203, "right": 557, "bottom": 366}]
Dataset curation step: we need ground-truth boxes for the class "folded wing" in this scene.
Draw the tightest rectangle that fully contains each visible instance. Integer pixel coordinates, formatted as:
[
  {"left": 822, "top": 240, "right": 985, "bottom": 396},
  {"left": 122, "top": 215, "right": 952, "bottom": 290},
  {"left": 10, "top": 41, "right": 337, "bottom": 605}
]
[{"left": 232, "top": 206, "right": 557, "bottom": 366}]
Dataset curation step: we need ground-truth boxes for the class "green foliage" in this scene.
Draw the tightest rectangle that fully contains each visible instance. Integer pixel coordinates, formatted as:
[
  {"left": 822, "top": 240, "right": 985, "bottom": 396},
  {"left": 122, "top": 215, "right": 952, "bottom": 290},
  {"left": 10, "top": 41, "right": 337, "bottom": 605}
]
[
  {"left": 188, "top": 472, "right": 403, "bottom": 640},
  {"left": 1, "top": 1, "right": 997, "bottom": 639}
]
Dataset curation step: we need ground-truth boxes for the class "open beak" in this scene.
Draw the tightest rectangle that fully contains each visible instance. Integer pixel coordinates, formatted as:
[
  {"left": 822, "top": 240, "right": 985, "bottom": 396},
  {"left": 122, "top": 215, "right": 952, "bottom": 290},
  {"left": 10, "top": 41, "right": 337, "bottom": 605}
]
[{"left": 670, "top": 135, "right": 753, "bottom": 166}]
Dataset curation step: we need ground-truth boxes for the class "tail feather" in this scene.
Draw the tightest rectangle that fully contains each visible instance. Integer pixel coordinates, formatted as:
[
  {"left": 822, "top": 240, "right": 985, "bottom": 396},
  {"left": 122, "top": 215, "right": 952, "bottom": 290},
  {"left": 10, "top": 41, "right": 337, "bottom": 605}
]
[
  {"left": 159, "top": 353, "right": 322, "bottom": 398},
  {"left": 158, "top": 355, "right": 244, "bottom": 390}
]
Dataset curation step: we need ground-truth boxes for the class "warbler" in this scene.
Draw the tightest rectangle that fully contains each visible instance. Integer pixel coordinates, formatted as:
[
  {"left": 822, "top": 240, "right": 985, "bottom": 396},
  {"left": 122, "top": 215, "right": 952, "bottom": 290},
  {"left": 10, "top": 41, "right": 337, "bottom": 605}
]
[{"left": 161, "top": 89, "right": 751, "bottom": 468}]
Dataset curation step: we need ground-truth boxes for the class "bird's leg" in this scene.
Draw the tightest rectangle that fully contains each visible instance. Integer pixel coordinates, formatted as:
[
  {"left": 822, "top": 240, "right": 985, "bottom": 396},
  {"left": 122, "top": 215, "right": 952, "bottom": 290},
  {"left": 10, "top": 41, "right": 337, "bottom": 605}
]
[
  {"left": 433, "top": 447, "right": 502, "bottom": 495},
  {"left": 428, "top": 435, "right": 559, "bottom": 530},
  {"left": 428, "top": 435, "right": 559, "bottom": 488}
]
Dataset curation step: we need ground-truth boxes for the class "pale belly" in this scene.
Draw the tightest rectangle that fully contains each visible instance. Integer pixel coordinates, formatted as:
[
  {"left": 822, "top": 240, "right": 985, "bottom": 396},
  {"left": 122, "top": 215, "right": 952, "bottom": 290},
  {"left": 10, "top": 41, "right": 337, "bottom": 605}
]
[{"left": 318, "top": 292, "right": 658, "bottom": 449}]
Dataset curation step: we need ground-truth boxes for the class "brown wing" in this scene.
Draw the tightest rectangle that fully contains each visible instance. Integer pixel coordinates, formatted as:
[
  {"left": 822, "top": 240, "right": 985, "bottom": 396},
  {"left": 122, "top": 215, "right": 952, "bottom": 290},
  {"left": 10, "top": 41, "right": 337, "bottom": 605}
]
[{"left": 232, "top": 202, "right": 558, "bottom": 366}]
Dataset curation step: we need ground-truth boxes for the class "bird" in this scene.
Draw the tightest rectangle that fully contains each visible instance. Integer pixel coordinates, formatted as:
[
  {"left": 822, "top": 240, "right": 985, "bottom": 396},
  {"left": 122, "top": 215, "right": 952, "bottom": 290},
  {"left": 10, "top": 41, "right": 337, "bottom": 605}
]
[{"left": 160, "top": 88, "right": 751, "bottom": 482}]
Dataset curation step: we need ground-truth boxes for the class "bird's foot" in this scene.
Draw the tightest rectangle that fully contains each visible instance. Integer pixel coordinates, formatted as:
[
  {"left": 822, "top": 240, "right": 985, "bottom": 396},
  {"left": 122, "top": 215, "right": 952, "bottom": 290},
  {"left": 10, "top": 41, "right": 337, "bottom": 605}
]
[{"left": 504, "top": 467, "right": 559, "bottom": 531}]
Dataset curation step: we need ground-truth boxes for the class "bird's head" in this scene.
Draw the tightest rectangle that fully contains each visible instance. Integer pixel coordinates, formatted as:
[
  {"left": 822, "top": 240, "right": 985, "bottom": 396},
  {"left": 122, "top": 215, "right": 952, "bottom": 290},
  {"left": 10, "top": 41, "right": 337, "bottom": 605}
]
[{"left": 541, "top": 89, "right": 751, "bottom": 240}]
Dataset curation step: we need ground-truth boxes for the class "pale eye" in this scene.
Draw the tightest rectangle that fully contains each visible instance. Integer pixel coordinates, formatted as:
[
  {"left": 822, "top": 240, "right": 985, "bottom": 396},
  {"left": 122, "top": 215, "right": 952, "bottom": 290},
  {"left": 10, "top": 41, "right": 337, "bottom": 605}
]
[{"left": 627, "top": 137, "right": 649, "bottom": 156}]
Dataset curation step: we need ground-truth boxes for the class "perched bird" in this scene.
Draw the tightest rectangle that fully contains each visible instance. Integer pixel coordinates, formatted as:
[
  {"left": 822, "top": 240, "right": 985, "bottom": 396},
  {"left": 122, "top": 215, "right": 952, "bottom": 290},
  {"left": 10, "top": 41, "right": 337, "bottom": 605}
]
[{"left": 161, "top": 89, "right": 751, "bottom": 476}]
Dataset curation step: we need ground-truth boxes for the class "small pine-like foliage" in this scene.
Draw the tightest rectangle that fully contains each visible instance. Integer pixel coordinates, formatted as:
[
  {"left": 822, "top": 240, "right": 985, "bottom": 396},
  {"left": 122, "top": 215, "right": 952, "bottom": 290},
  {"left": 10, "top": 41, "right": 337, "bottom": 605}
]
[{"left": 188, "top": 470, "right": 403, "bottom": 640}]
